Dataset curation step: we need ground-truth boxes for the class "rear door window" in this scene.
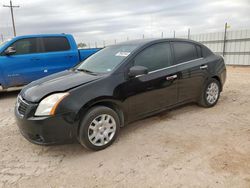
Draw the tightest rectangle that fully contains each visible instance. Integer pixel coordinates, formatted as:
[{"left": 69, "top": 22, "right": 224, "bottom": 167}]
[
  {"left": 172, "top": 42, "right": 199, "bottom": 64},
  {"left": 9, "top": 38, "right": 38, "bottom": 55},
  {"left": 134, "top": 42, "right": 172, "bottom": 72},
  {"left": 42, "top": 37, "right": 70, "bottom": 52}
]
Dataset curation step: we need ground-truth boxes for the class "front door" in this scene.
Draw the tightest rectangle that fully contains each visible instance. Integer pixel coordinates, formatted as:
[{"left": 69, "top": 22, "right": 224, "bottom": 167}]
[
  {"left": 1, "top": 37, "right": 45, "bottom": 87},
  {"left": 125, "top": 42, "right": 178, "bottom": 120}
]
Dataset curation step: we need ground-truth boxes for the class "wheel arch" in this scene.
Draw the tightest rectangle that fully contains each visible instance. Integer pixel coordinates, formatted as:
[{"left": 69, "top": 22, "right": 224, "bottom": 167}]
[
  {"left": 211, "top": 75, "right": 222, "bottom": 91},
  {"left": 75, "top": 98, "right": 126, "bottom": 137}
]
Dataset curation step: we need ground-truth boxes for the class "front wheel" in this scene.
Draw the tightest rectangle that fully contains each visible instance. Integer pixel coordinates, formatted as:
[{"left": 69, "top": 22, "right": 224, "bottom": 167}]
[
  {"left": 78, "top": 106, "right": 120, "bottom": 151},
  {"left": 199, "top": 78, "right": 221, "bottom": 107}
]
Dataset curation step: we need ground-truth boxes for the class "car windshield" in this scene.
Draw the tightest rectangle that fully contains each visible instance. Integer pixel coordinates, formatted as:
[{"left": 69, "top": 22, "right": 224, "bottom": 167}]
[{"left": 77, "top": 45, "right": 138, "bottom": 74}]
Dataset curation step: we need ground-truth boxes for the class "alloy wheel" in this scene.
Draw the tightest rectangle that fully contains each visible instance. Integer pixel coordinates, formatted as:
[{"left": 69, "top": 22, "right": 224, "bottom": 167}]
[
  {"left": 206, "top": 82, "right": 219, "bottom": 104},
  {"left": 88, "top": 114, "right": 116, "bottom": 146}
]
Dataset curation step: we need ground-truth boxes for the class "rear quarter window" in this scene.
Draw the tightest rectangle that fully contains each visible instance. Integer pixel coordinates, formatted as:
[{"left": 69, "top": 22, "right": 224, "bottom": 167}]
[
  {"left": 42, "top": 37, "right": 70, "bottom": 52},
  {"left": 173, "top": 42, "right": 199, "bottom": 64},
  {"left": 196, "top": 45, "right": 203, "bottom": 58}
]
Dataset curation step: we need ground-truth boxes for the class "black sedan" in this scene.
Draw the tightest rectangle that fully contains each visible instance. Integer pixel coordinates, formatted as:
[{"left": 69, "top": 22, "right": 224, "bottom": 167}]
[{"left": 15, "top": 38, "right": 226, "bottom": 150}]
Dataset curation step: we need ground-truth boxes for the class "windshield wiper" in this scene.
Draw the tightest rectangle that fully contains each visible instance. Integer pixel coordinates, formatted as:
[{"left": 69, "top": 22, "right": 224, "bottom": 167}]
[{"left": 76, "top": 68, "right": 97, "bottom": 75}]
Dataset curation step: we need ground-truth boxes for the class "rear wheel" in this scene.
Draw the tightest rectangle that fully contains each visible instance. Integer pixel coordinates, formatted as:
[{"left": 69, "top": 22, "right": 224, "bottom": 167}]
[
  {"left": 78, "top": 106, "right": 120, "bottom": 150},
  {"left": 199, "top": 78, "right": 221, "bottom": 107}
]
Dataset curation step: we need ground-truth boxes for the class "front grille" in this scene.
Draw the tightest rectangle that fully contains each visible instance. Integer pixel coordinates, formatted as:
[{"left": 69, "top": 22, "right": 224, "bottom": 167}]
[{"left": 17, "top": 96, "right": 29, "bottom": 116}]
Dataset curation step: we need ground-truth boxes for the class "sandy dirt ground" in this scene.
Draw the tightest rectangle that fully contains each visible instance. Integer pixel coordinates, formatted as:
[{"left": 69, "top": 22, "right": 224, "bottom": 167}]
[{"left": 0, "top": 66, "right": 250, "bottom": 188}]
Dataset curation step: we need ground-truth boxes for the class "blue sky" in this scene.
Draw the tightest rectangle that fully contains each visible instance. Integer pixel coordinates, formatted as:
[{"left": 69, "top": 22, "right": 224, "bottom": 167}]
[{"left": 0, "top": 0, "right": 250, "bottom": 45}]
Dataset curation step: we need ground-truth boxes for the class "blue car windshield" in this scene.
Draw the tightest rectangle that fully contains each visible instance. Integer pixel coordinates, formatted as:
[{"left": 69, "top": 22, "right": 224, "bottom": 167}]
[
  {"left": 0, "top": 41, "right": 8, "bottom": 48},
  {"left": 77, "top": 45, "right": 138, "bottom": 74}
]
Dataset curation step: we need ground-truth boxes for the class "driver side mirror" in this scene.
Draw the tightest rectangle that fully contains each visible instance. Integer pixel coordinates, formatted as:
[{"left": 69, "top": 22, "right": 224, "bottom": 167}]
[
  {"left": 128, "top": 66, "right": 148, "bottom": 77},
  {"left": 4, "top": 47, "right": 16, "bottom": 56}
]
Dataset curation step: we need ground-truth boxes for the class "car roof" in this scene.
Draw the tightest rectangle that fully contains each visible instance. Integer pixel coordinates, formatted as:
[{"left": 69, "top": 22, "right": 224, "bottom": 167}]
[
  {"left": 14, "top": 33, "right": 72, "bottom": 39},
  {"left": 112, "top": 38, "right": 205, "bottom": 48}
]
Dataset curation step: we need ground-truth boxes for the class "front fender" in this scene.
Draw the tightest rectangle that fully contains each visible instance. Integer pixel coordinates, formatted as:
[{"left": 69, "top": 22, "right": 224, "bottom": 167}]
[
  {"left": 75, "top": 97, "right": 127, "bottom": 123},
  {"left": 62, "top": 96, "right": 127, "bottom": 139}
]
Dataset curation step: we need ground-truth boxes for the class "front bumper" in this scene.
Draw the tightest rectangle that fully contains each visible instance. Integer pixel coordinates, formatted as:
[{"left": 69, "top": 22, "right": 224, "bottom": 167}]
[{"left": 15, "top": 104, "right": 76, "bottom": 145}]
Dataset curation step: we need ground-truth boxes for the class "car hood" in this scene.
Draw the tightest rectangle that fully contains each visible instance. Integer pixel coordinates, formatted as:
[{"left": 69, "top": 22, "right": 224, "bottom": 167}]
[{"left": 20, "top": 70, "right": 103, "bottom": 102}]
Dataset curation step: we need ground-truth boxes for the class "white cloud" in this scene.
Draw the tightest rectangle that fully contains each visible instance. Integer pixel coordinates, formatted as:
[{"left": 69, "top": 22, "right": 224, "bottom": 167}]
[{"left": 0, "top": 0, "right": 249, "bottom": 45}]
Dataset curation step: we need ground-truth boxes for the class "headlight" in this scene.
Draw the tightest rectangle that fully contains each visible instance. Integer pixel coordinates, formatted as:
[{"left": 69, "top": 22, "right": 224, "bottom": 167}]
[{"left": 35, "top": 93, "right": 69, "bottom": 116}]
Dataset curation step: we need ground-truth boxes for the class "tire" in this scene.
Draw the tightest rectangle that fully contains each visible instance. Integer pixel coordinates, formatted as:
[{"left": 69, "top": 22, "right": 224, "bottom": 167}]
[
  {"left": 78, "top": 106, "right": 120, "bottom": 151},
  {"left": 198, "top": 78, "right": 221, "bottom": 108}
]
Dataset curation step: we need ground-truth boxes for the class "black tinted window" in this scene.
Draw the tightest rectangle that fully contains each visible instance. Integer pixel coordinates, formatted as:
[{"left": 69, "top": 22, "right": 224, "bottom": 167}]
[
  {"left": 173, "top": 42, "right": 198, "bottom": 64},
  {"left": 196, "top": 45, "right": 202, "bottom": 58},
  {"left": 134, "top": 43, "right": 172, "bottom": 72},
  {"left": 10, "top": 38, "right": 38, "bottom": 55},
  {"left": 43, "top": 37, "right": 70, "bottom": 52}
]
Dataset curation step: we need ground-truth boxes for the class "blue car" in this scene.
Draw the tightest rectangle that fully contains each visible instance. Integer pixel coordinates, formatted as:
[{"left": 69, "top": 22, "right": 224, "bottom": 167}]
[{"left": 0, "top": 34, "right": 100, "bottom": 92}]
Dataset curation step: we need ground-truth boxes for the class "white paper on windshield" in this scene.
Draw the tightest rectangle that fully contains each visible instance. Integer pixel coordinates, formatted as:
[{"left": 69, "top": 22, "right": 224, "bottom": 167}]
[{"left": 115, "top": 52, "right": 130, "bottom": 57}]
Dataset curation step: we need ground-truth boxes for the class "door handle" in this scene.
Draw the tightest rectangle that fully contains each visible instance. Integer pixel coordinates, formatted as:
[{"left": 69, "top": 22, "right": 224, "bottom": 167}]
[
  {"left": 200, "top": 65, "right": 208, "bottom": 69},
  {"left": 166, "top": 74, "right": 177, "bottom": 80}
]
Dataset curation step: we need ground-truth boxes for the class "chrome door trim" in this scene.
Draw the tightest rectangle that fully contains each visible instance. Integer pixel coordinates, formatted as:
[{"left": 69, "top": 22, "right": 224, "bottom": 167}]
[{"left": 135, "top": 58, "right": 204, "bottom": 78}]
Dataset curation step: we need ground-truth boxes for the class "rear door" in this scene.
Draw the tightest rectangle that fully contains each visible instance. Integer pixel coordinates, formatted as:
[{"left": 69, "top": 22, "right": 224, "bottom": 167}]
[
  {"left": 40, "top": 37, "right": 79, "bottom": 76},
  {"left": 1, "top": 37, "right": 45, "bottom": 87},
  {"left": 126, "top": 42, "right": 178, "bottom": 120},
  {"left": 172, "top": 42, "right": 209, "bottom": 102}
]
